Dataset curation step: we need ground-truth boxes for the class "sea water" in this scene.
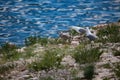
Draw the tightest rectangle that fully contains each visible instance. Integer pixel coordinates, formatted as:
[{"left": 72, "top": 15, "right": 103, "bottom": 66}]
[{"left": 0, "top": 0, "right": 120, "bottom": 46}]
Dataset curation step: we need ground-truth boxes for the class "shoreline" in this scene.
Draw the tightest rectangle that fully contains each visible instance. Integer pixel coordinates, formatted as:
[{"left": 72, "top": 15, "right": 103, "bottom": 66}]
[{"left": 0, "top": 21, "right": 120, "bottom": 80}]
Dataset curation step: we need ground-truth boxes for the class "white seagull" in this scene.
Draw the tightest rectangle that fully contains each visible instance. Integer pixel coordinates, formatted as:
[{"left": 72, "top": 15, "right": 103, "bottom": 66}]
[
  {"left": 70, "top": 26, "right": 86, "bottom": 34},
  {"left": 85, "top": 27, "right": 98, "bottom": 41}
]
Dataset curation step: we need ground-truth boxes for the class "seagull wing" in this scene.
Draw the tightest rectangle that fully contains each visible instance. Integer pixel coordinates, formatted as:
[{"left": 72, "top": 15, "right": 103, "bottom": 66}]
[{"left": 70, "top": 26, "right": 86, "bottom": 33}]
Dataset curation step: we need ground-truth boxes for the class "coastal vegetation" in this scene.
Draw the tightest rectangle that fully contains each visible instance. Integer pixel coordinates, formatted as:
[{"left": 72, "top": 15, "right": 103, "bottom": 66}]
[
  {"left": 113, "top": 62, "right": 120, "bottom": 80},
  {"left": 0, "top": 22, "right": 120, "bottom": 80},
  {"left": 28, "top": 48, "right": 64, "bottom": 71},
  {"left": 84, "top": 64, "right": 95, "bottom": 80},
  {"left": 73, "top": 46, "right": 103, "bottom": 64},
  {"left": 97, "top": 24, "right": 120, "bottom": 43}
]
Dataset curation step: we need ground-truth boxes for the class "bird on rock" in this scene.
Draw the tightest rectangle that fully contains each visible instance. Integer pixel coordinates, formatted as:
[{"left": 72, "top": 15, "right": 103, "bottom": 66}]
[{"left": 85, "top": 27, "right": 98, "bottom": 41}]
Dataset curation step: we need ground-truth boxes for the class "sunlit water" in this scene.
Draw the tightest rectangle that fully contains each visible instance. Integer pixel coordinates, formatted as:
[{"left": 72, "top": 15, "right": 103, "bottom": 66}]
[{"left": 0, "top": 0, "right": 120, "bottom": 46}]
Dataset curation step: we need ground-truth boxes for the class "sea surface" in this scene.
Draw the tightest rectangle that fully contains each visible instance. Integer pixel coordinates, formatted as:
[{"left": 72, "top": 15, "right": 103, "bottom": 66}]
[{"left": 0, "top": 0, "right": 120, "bottom": 46}]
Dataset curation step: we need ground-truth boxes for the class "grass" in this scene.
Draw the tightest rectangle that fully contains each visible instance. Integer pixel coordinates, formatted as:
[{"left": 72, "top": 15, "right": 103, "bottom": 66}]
[
  {"left": 0, "top": 42, "right": 35, "bottom": 62},
  {"left": 0, "top": 43, "right": 21, "bottom": 61},
  {"left": 25, "top": 36, "right": 49, "bottom": 46},
  {"left": 112, "top": 49, "right": 120, "bottom": 56},
  {"left": 28, "top": 48, "right": 64, "bottom": 71},
  {"left": 103, "top": 77, "right": 109, "bottom": 80},
  {"left": 72, "top": 77, "right": 81, "bottom": 80},
  {"left": 0, "top": 62, "right": 15, "bottom": 75},
  {"left": 73, "top": 46, "right": 103, "bottom": 64},
  {"left": 84, "top": 64, "right": 95, "bottom": 80},
  {"left": 21, "top": 46, "right": 35, "bottom": 58},
  {"left": 40, "top": 76, "right": 54, "bottom": 80},
  {"left": 97, "top": 24, "right": 120, "bottom": 43},
  {"left": 101, "top": 63, "right": 111, "bottom": 69},
  {"left": 112, "top": 62, "right": 120, "bottom": 80},
  {"left": 25, "top": 36, "right": 70, "bottom": 47}
]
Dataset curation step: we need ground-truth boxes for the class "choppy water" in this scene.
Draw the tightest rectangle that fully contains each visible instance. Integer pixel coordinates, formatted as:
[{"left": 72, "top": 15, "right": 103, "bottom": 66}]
[{"left": 0, "top": 0, "right": 120, "bottom": 46}]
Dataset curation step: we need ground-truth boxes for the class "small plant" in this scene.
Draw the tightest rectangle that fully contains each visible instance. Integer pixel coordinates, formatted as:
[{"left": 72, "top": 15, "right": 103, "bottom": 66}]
[
  {"left": 40, "top": 76, "right": 54, "bottom": 80},
  {"left": 112, "top": 49, "right": 120, "bottom": 56},
  {"left": 72, "top": 77, "right": 81, "bottom": 80},
  {"left": 101, "top": 63, "right": 111, "bottom": 69},
  {"left": 84, "top": 64, "right": 95, "bottom": 80},
  {"left": 103, "top": 77, "right": 109, "bottom": 80},
  {"left": 0, "top": 43, "right": 20, "bottom": 61},
  {"left": 113, "top": 62, "right": 120, "bottom": 80},
  {"left": 97, "top": 24, "right": 120, "bottom": 43},
  {"left": 73, "top": 47, "right": 103, "bottom": 64},
  {"left": 0, "top": 42, "right": 17, "bottom": 53},
  {"left": 25, "top": 36, "right": 39, "bottom": 46},
  {"left": 0, "top": 63, "right": 15, "bottom": 74},
  {"left": 25, "top": 36, "right": 50, "bottom": 46},
  {"left": 28, "top": 48, "right": 64, "bottom": 71},
  {"left": 22, "top": 47, "right": 34, "bottom": 59}
]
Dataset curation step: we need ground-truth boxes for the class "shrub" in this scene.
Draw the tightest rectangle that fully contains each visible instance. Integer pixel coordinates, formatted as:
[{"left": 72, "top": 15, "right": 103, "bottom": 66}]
[
  {"left": 72, "top": 77, "right": 81, "bottom": 80},
  {"left": 0, "top": 43, "right": 17, "bottom": 53},
  {"left": 25, "top": 36, "right": 39, "bottom": 46},
  {"left": 25, "top": 36, "right": 52, "bottom": 46},
  {"left": 0, "top": 43, "right": 20, "bottom": 61},
  {"left": 21, "top": 47, "right": 34, "bottom": 59},
  {"left": 73, "top": 47, "right": 103, "bottom": 64},
  {"left": 84, "top": 64, "right": 94, "bottom": 80},
  {"left": 112, "top": 49, "right": 120, "bottom": 56},
  {"left": 40, "top": 76, "right": 54, "bottom": 80},
  {"left": 101, "top": 63, "right": 111, "bottom": 69},
  {"left": 103, "top": 77, "right": 109, "bottom": 80},
  {"left": 97, "top": 24, "right": 120, "bottom": 43},
  {"left": 113, "top": 62, "right": 120, "bottom": 79},
  {"left": 0, "top": 63, "right": 15, "bottom": 74},
  {"left": 28, "top": 48, "right": 64, "bottom": 71}
]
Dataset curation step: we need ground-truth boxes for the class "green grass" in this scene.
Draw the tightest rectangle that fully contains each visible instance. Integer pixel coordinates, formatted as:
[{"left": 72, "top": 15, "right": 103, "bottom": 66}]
[
  {"left": 25, "top": 36, "right": 38, "bottom": 46},
  {"left": 73, "top": 46, "right": 103, "bottom": 64},
  {"left": 84, "top": 64, "right": 95, "bottom": 80},
  {"left": 0, "top": 43, "right": 21, "bottom": 61},
  {"left": 113, "top": 62, "right": 120, "bottom": 80},
  {"left": 112, "top": 49, "right": 120, "bottom": 56},
  {"left": 101, "top": 63, "right": 111, "bottom": 69},
  {"left": 0, "top": 62, "right": 15, "bottom": 74},
  {"left": 24, "top": 36, "right": 70, "bottom": 46},
  {"left": 28, "top": 48, "right": 64, "bottom": 71},
  {"left": 103, "top": 77, "right": 109, "bottom": 80},
  {"left": 97, "top": 24, "right": 120, "bottom": 43},
  {"left": 40, "top": 76, "right": 54, "bottom": 80},
  {"left": 25, "top": 36, "right": 49, "bottom": 46}
]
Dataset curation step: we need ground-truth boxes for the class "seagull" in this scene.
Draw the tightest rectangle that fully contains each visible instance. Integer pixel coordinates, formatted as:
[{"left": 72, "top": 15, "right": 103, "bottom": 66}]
[
  {"left": 70, "top": 26, "right": 86, "bottom": 34},
  {"left": 85, "top": 27, "right": 98, "bottom": 41}
]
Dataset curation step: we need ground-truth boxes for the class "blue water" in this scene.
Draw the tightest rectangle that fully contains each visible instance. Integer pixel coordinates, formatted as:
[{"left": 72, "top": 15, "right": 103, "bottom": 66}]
[{"left": 0, "top": 0, "right": 120, "bottom": 46}]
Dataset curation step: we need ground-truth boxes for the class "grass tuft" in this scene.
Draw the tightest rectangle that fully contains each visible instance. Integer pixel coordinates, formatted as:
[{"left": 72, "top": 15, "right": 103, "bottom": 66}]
[
  {"left": 73, "top": 47, "right": 103, "bottom": 64},
  {"left": 28, "top": 48, "right": 64, "bottom": 71},
  {"left": 97, "top": 24, "right": 120, "bottom": 43},
  {"left": 84, "top": 64, "right": 95, "bottom": 80},
  {"left": 113, "top": 62, "right": 120, "bottom": 80}
]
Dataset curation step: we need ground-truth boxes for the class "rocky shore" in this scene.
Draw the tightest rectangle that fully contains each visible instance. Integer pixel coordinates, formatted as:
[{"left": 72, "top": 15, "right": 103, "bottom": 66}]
[{"left": 0, "top": 22, "right": 120, "bottom": 80}]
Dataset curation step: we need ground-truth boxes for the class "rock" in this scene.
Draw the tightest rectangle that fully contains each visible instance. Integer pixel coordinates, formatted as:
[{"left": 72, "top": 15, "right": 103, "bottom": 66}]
[
  {"left": 22, "top": 75, "right": 31, "bottom": 79},
  {"left": 29, "top": 77, "right": 38, "bottom": 80},
  {"left": 17, "top": 47, "right": 26, "bottom": 52},
  {"left": 33, "top": 46, "right": 44, "bottom": 53},
  {"left": 59, "top": 31, "right": 71, "bottom": 40},
  {"left": 61, "top": 55, "right": 76, "bottom": 67},
  {"left": 10, "top": 70, "right": 19, "bottom": 76},
  {"left": 71, "top": 40, "right": 79, "bottom": 46}
]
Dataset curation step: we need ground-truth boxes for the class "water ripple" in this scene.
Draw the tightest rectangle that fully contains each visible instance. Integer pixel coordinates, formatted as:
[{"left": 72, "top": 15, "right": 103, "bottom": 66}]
[{"left": 0, "top": 0, "right": 120, "bottom": 46}]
